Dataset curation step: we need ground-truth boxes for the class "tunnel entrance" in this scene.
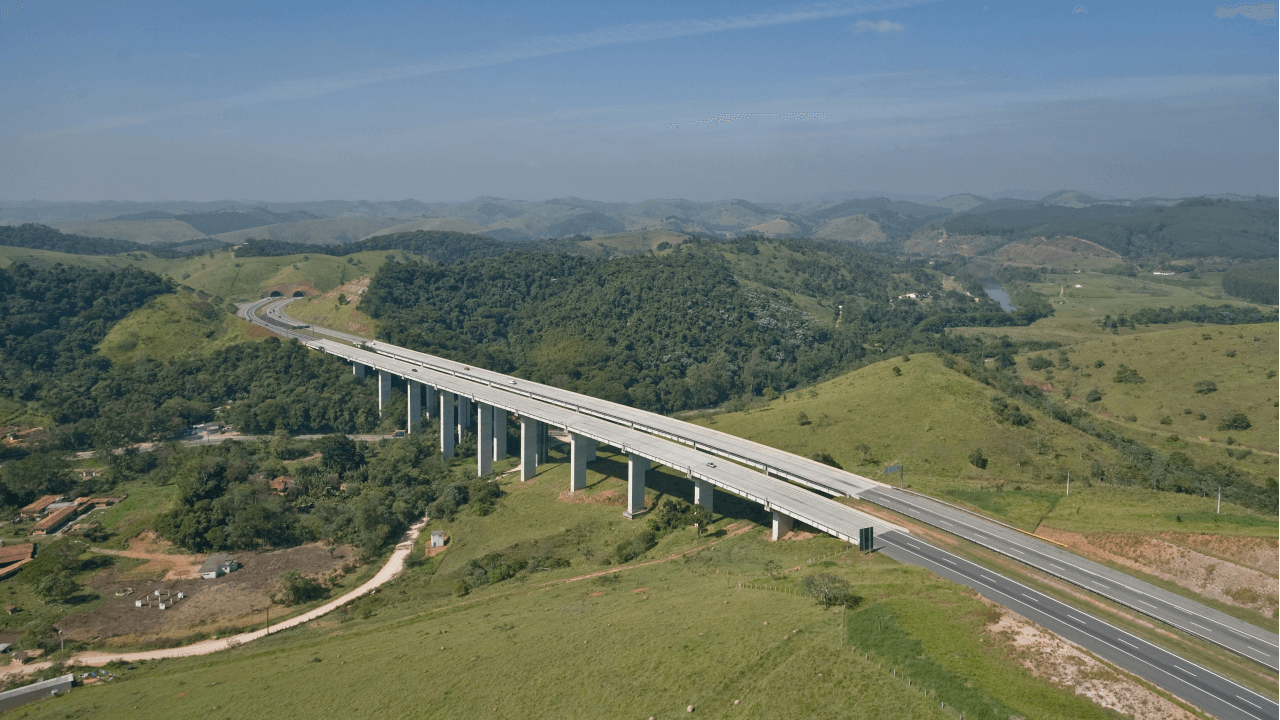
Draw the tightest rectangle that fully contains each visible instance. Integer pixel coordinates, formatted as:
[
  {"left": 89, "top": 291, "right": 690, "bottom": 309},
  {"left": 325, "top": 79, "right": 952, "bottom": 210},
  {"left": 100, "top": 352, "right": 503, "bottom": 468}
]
[
  {"left": 268, "top": 290, "right": 283, "bottom": 297},
  {"left": 292, "top": 291, "right": 306, "bottom": 297}
]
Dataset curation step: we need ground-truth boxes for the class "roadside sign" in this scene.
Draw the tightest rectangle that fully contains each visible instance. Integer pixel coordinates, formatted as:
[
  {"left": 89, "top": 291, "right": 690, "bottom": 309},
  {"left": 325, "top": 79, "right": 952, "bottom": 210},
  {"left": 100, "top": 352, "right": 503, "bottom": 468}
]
[{"left": 884, "top": 465, "right": 901, "bottom": 474}]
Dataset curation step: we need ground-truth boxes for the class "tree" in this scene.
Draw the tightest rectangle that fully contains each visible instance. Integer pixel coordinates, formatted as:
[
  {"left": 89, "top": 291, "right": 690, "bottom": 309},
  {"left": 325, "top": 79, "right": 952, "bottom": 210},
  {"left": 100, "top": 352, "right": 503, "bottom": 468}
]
[
  {"left": 968, "top": 448, "right": 988, "bottom": 470},
  {"left": 1084, "top": 388, "right": 1104, "bottom": 403},
  {"left": 802, "top": 573, "right": 860, "bottom": 607},
  {"left": 317, "top": 434, "right": 365, "bottom": 474},
  {"left": 854, "top": 443, "right": 871, "bottom": 466},
  {"left": 35, "top": 571, "right": 79, "bottom": 603},
  {"left": 1112, "top": 364, "right": 1145, "bottom": 384},
  {"left": 796, "top": 411, "right": 811, "bottom": 426}
]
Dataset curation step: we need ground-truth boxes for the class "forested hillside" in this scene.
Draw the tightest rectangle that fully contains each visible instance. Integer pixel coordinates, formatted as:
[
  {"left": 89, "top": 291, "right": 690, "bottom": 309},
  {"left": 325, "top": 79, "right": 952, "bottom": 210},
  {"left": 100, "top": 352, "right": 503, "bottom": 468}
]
[
  {"left": 0, "top": 263, "right": 378, "bottom": 451},
  {"left": 0, "top": 223, "right": 221, "bottom": 257},
  {"left": 939, "top": 198, "right": 1278, "bottom": 259},
  {"left": 362, "top": 242, "right": 1052, "bottom": 413},
  {"left": 1222, "top": 259, "right": 1279, "bottom": 304}
]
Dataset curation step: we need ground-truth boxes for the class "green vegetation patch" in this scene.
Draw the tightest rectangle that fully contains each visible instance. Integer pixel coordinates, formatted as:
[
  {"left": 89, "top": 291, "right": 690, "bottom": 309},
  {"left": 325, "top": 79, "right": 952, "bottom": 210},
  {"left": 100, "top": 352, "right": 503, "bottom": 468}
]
[
  {"left": 849, "top": 603, "right": 1019, "bottom": 720},
  {"left": 944, "top": 487, "right": 1062, "bottom": 530}
]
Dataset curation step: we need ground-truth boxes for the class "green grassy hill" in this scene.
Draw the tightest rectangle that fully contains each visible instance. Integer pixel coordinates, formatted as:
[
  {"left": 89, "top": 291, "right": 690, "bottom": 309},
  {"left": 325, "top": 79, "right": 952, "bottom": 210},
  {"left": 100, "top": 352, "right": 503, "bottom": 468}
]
[
  {"left": 14, "top": 448, "right": 1133, "bottom": 720},
  {"left": 691, "top": 353, "right": 1120, "bottom": 488},
  {"left": 689, "top": 354, "right": 1275, "bottom": 537},
  {"left": 1019, "top": 323, "right": 1278, "bottom": 466},
  {"left": 96, "top": 291, "right": 262, "bottom": 363}
]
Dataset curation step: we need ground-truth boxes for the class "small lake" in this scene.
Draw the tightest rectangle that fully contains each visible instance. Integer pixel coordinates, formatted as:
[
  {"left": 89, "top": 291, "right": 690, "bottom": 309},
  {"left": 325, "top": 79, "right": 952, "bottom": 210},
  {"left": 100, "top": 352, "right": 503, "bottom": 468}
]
[{"left": 980, "top": 278, "right": 1016, "bottom": 312}]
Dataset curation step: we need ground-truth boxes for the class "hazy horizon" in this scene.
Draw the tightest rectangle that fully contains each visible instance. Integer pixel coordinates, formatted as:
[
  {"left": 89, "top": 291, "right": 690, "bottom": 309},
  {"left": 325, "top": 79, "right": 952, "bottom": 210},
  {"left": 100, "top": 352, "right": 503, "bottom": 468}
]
[{"left": 3, "top": 1, "right": 1276, "bottom": 203}]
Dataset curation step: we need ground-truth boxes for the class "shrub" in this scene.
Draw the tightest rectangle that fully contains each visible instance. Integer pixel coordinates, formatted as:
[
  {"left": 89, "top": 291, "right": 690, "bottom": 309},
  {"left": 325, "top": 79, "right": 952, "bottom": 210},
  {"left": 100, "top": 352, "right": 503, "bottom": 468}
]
[
  {"left": 274, "top": 570, "right": 326, "bottom": 606},
  {"left": 1159, "top": 416, "right": 1173, "bottom": 425},
  {"left": 891, "top": 366, "right": 902, "bottom": 376},
  {"left": 1026, "top": 356, "right": 1053, "bottom": 371},
  {"left": 1225, "top": 349, "right": 1237, "bottom": 358},
  {"left": 1085, "top": 388, "right": 1103, "bottom": 403},
  {"left": 1218, "top": 413, "right": 1252, "bottom": 431},
  {"left": 796, "top": 411, "right": 811, "bottom": 426},
  {"left": 802, "top": 573, "right": 860, "bottom": 607},
  {"left": 1093, "top": 359, "right": 1105, "bottom": 368},
  {"left": 968, "top": 448, "right": 988, "bottom": 470},
  {"left": 1112, "top": 364, "right": 1145, "bottom": 384},
  {"left": 1193, "top": 380, "right": 1218, "bottom": 394}
]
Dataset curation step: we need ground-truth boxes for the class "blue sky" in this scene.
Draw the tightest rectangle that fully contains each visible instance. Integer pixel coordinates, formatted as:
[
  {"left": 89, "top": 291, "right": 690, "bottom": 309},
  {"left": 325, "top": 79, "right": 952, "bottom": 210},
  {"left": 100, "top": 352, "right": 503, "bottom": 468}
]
[{"left": 1, "top": 0, "right": 1275, "bottom": 202}]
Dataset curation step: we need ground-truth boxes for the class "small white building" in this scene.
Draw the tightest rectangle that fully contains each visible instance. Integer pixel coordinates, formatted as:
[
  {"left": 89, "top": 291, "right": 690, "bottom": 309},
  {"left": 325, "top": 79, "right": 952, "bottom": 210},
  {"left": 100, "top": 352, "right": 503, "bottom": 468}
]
[
  {"left": 199, "top": 554, "right": 239, "bottom": 579},
  {"left": 430, "top": 531, "right": 446, "bottom": 549}
]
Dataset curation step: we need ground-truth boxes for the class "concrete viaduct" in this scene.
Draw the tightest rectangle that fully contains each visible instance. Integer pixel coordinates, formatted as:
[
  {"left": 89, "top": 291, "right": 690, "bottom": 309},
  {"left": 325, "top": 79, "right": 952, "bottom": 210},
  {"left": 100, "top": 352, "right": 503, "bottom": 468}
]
[{"left": 247, "top": 297, "right": 905, "bottom": 542}]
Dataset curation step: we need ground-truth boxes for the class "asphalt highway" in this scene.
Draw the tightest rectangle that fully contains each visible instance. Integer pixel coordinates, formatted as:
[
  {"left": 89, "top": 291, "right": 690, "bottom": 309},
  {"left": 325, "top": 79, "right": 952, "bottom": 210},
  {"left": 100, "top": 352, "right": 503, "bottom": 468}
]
[
  {"left": 265, "top": 296, "right": 1280, "bottom": 670},
  {"left": 864, "top": 487, "right": 1280, "bottom": 671},
  {"left": 881, "top": 531, "right": 1278, "bottom": 720}
]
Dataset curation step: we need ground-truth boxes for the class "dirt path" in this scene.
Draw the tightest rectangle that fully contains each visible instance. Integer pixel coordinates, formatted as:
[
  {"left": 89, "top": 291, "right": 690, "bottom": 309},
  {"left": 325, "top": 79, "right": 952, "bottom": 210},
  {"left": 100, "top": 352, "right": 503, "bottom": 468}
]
[
  {"left": 5, "top": 513, "right": 429, "bottom": 678},
  {"left": 89, "top": 545, "right": 204, "bottom": 582}
]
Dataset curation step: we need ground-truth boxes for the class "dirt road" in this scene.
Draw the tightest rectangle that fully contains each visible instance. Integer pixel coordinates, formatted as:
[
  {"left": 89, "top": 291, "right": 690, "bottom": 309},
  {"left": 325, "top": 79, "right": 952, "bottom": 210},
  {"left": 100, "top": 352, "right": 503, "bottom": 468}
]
[{"left": 5, "top": 513, "right": 428, "bottom": 678}]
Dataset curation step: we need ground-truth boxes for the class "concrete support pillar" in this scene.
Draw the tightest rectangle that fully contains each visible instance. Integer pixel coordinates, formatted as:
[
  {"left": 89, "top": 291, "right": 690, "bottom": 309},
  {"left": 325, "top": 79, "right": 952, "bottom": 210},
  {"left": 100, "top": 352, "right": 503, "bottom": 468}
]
[
  {"left": 536, "top": 422, "right": 550, "bottom": 465},
  {"left": 771, "top": 510, "right": 793, "bottom": 541},
  {"left": 492, "top": 405, "right": 507, "bottom": 462},
  {"left": 439, "top": 391, "right": 456, "bottom": 459},
  {"left": 694, "top": 478, "right": 714, "bottom": 514},
  {"left": 583, "top": 440, "right": 596, "bottom": 463},
  {"left": 424, "top": 386, "right": 438, "bottom": 421},
  {"left": 624, "top": 454, "right": 649, "bottom": 519},
  {"left": 457, "top": 396, "right": 472, "bottom": 439},
  {"left": 407, "top": 380, "right": 422, "bottom": 433},
  {"left": 477, "top": 403, "right": 493, "bottom": 476},
  {"left": 570, "top": 433, "right": 594, "bottom": 493},
  {"left": 520, "top": 417, "right": 538, "bottom": 481},
  {"left": 353, "top": 362, "right": 366, "bottom": 379},
  {"left": 377, "top": 371, "right": 392, "bottom": 417}
]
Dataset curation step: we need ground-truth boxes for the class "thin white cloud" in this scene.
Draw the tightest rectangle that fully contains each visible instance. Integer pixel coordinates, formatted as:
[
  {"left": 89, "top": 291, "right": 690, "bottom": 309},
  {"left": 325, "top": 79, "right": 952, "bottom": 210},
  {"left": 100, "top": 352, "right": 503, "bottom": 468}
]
[
  {"left": 1214, "top": 3, "right": 1277, "bottom": 25},
  {"left": 852, "top": 19, "right": 906, "bottom": 32},
  {"left": 45, "top": 0, "right": 937, "bottom": 137}
]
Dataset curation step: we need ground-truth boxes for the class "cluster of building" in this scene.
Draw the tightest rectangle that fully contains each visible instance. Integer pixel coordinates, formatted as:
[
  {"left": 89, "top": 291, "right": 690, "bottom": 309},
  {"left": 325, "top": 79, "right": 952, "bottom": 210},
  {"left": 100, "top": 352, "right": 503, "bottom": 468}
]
[{"left": 18, "top": 495, "right": 126, "bottom": 537}]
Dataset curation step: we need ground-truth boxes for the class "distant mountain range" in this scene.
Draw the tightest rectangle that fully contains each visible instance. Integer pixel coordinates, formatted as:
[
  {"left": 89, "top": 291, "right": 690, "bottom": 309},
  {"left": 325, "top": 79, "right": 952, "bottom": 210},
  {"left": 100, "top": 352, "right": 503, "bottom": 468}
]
[{"left": 1, "top": 191, "right": 1274, "bottom": 259}]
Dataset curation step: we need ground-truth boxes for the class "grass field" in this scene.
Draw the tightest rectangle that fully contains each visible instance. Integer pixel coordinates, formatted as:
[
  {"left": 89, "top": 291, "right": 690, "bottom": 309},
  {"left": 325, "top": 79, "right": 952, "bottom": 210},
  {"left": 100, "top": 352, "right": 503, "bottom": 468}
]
[
  {"left": 1021, "top": 323, "right": 1278, "bottom": 458},
  {"left": 9, "top": 447, "right": 1144, "bottom": 720},
  {"left": 955, "top": 270, "right": 1265, "bottom": 344},
  {"left": 689, "top": 353, "right": 1122, "bottom": 488},
  {"left": 686, "top": 354, "right": 1275, "bottom": 538}
]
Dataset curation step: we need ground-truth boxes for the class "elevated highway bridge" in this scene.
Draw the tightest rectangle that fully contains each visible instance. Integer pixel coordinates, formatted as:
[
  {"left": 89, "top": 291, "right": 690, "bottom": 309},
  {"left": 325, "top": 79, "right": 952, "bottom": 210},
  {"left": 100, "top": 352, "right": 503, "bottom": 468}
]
[{"left": 242, "top": 297, "right": 1278, "bottom": 720}]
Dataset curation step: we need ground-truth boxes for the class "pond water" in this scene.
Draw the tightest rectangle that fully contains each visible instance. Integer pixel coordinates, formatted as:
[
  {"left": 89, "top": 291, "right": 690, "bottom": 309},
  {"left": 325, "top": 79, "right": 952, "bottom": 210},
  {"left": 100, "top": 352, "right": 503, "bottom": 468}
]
[{"left": 980, "top": 278, "right": 1016, "bottom": 312}]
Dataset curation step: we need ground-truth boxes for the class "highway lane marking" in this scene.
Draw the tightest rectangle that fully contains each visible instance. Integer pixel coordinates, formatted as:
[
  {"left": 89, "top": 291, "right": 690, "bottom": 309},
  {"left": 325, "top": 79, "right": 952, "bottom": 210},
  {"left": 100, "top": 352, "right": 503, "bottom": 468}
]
[
  {"left": 1021, "top": 593, "right": 1038, "bottom": 603},
  {"left": 1238, "top": 695, "right": 1267, "bottom": 709},
  {"left": 871, "top": 490, "right": 1280, "bottom": 648}
]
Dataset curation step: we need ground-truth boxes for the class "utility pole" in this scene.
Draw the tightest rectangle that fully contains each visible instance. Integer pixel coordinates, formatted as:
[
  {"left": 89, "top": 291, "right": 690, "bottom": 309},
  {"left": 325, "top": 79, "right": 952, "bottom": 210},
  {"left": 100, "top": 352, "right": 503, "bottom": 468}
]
[
  {"left": 1217, "top": 486, "right": 1221, "bottom": 514},
  {"left": 1066, "top": 471, "right": 1069, "bottom": 496}
]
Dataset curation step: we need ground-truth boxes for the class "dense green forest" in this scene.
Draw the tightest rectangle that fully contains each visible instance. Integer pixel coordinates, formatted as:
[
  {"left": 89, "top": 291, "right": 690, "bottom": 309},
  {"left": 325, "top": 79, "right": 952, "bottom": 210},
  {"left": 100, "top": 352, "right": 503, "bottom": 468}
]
[
  {"left": 941, "top": 198, "right": 1278, "bottom": 259},
  {"left": 1222, "top": 259, "right": 1279, "bottom": 305},
  {"left": 153, "top": 431, "right": 483, "bottom": 557},
  {"left": 362, "top": 243, "right": 1052, "bottom": 414},
  {"left": 0, "top": 263, "right": 378, "bottom": 452},
  {"left": 0, "top": 263, "right": 170, "bottom": 377},
  {"left": 0, "top": 223, "right": 222, "bottom": 257}
]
